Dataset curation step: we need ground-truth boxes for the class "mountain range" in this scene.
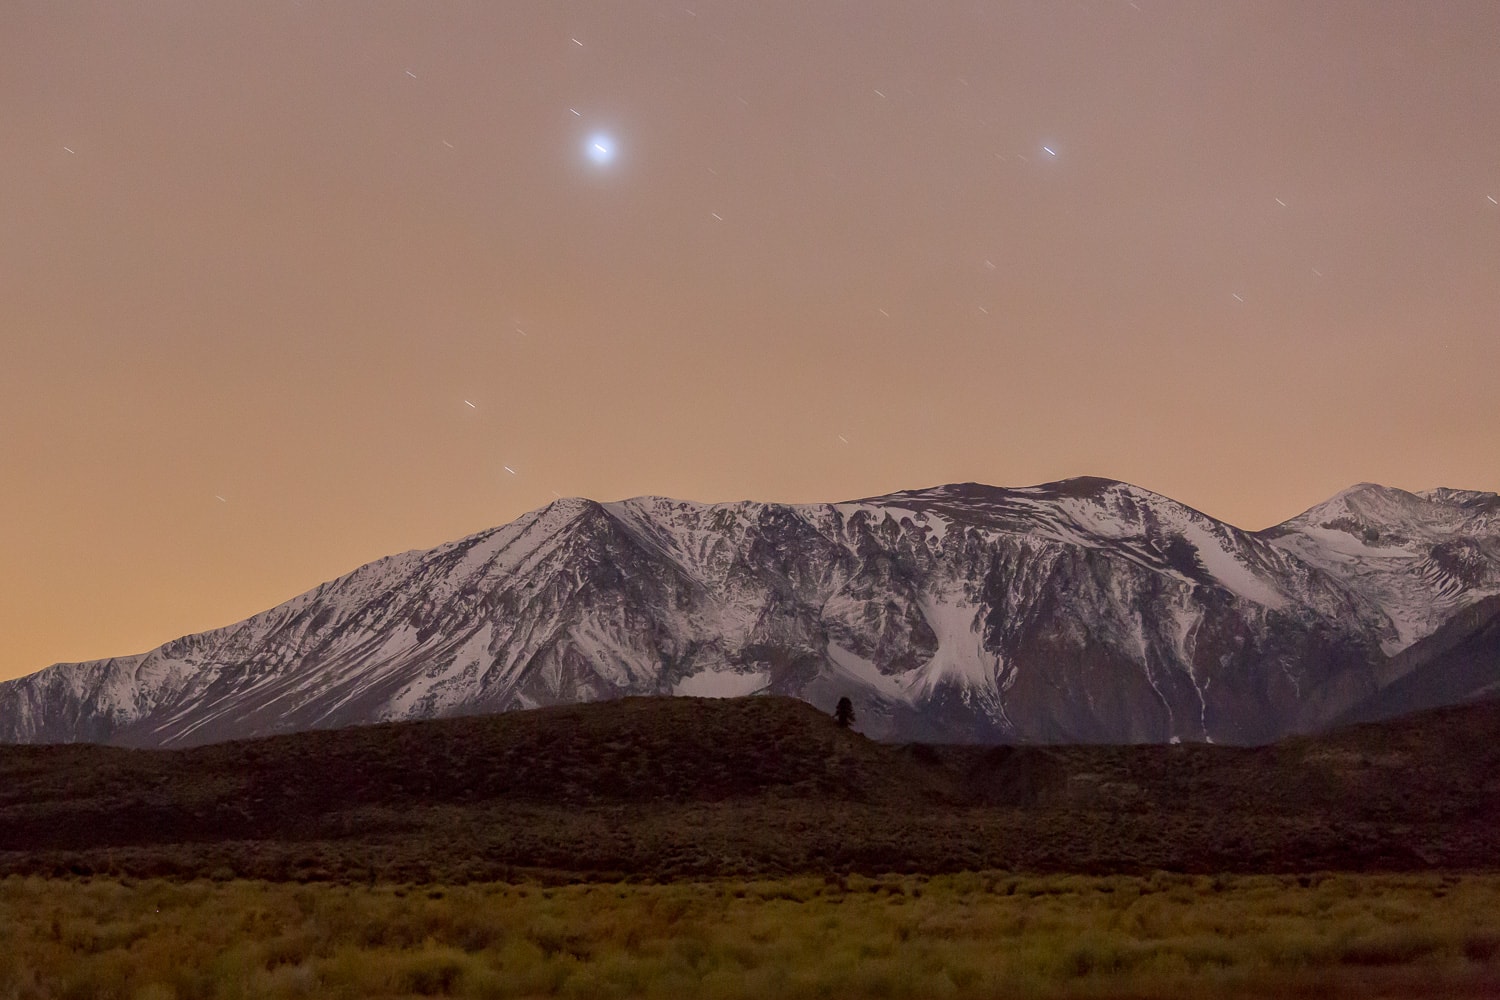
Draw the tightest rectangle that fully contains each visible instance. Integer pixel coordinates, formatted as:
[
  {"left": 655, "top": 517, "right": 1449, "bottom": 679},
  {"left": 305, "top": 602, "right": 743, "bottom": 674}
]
[{"left": 3, "top": 477, "right": 1497, "bottom": 747}]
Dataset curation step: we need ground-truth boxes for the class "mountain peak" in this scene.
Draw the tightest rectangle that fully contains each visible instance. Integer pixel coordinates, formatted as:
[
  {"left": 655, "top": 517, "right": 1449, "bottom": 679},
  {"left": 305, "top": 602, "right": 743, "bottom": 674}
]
[
  {"left": 1027, "top": 475, "right": 1133, "bottom": 498},
  {"left": 1282, "top": 482, "right": 1500, "bottom": 533},
  {"left": 1282, "top": 483, "right": 1421, "bottom": 527}
]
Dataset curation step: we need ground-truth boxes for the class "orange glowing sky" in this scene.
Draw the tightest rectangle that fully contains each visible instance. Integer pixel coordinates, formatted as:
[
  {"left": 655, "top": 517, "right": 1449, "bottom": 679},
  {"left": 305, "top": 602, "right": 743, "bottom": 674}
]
[{"left": 3, "top": 2, "right": 1498, "bottom": 681}]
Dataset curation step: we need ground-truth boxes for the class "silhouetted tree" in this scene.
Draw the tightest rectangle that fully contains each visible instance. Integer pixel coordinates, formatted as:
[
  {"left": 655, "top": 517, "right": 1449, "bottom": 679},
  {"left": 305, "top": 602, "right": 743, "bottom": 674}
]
[{"left": 834, "top": 696, "right": 855, "bottom": 728}]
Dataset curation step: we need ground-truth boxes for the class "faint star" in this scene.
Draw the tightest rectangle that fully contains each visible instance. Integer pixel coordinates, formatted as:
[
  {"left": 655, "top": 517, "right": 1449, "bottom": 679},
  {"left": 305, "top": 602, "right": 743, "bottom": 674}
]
[
  {"left": 710, "top": 211, "right": 723, "bottom": 221},
  {"left": 1232, "top": 293, "right": 1245, "bottom": 302},
  {"left": 442, "top": 140, "right": 454, "bottom": 149},
  {"left": 405, "top": 69, "right": 417, "bottom": 78},
  {"left": 878, "top": 308, "right": 890, "bottom": 317},
  {"left": 873, "top": 89, "right": 886, "bottom": 98},
  {"left": 1275, "top": 198, "right": 1287, "bottom": 207},
  {"left": 978, "top": 306, "right": 990, "bottom": 314},
  {"left": 838, "top": 435, "right": 849, "bottom": 445},
  {"left": 215, "top": 495, "right": 227, "bottom": 503},
  {"left": 1312, "top": 268, "right": 1323, "bottom": 277}
]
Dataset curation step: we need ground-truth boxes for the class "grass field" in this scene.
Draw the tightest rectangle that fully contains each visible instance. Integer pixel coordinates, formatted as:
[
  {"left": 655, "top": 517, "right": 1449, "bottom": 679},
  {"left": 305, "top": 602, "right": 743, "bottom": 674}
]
[{"left": 3, "top": 872, "right": 1499, "bottom": 999}]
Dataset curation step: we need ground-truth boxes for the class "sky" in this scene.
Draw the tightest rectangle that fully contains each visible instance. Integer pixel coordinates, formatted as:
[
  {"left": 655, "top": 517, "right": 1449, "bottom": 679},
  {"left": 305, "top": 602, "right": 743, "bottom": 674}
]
[{"left": 2, "top": 1, "right": 1498, "bottom": 682}]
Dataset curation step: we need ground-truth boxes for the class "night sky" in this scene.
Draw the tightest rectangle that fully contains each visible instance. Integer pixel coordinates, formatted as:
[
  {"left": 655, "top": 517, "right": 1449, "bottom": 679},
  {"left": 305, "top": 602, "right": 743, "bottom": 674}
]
[{"left": 4, "top": 2, "right": 1498, "bottom": 681}]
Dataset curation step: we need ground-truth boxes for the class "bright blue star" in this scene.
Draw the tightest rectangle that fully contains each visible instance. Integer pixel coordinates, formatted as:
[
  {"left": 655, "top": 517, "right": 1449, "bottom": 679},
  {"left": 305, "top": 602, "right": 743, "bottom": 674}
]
[{"left": 585, "top": 133, "right": 616, "bottom": 166}]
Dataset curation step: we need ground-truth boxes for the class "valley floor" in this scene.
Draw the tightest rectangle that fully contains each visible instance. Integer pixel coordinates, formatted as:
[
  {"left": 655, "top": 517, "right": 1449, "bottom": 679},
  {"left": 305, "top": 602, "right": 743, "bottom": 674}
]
[{"left": 3, "top": 872, "right": 1500, "bottom": 999}]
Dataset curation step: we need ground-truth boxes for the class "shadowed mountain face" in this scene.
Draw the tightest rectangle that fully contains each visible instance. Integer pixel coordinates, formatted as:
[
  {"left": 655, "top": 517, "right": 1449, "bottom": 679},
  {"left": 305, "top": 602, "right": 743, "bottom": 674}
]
[
  {"left": 2, "top": 478, "right": 1498, "bottom": 747},
  {"left": 1333, "top": 595, "right": 1500, "bottom": 727}
]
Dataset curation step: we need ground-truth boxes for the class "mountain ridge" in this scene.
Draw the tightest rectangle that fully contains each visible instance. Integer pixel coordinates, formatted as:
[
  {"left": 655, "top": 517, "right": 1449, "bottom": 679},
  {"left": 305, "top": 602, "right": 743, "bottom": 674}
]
[{"left": 3, "top": 477, "right": 1497, "bottom": 748}]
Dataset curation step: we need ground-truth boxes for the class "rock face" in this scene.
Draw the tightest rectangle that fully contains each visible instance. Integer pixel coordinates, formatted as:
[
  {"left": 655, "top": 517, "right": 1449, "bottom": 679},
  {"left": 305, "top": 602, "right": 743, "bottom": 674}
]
[{"left": 3, "top": 478, "right": 1498, "bottom": 747}]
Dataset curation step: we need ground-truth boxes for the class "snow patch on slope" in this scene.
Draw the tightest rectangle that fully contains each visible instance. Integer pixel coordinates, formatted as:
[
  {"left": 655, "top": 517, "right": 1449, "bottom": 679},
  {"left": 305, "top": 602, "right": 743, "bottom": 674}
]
[
  {"left": 829, "top": 503, "right": 952, "bottom": 545},
  {"left": 825, "top": 642, "right": 916, "bottom": 702},
  {"left": 384, "top": 625, "right": 497, "bottom": 720},
  {"left": 910, "top": 591, "right": 1001, "bottom": 695},
  {"left": 1171, "top": 516, "right": 1287, "bottom": 609}
]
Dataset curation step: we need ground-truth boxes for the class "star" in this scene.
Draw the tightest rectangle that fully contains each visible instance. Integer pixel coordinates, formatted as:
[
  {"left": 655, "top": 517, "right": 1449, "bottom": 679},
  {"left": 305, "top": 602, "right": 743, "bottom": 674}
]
[
  {"left": 1042, "top": 145, "right": 1057, "bottom": 157},
  {"left": 503, "top": 466, "right": 517, "bottom": 475},
  {"left": 585, "top": 133, "right": 616, "bottom": 165},
  {"left": 1489, "top": 195, "right": 1498, "bottom": 205},
  {"left": 62, "top": 146, "right": 75, "bottom": 154},
  {"left": 464, "top": 400, "right": 476, "bottom": 408}
]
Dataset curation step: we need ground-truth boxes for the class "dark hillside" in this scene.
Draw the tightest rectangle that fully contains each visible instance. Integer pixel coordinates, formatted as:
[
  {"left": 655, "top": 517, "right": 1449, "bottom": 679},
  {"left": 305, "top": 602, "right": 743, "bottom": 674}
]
[
  {"left": 2, "top": 695, "right": 1498, "bottom": 881},
  {"left": 0, "top": 698, "right": 947, "bottom": 841},
  {"left": 1334, "top": 595, "right": 1500, "bottom": 727}
]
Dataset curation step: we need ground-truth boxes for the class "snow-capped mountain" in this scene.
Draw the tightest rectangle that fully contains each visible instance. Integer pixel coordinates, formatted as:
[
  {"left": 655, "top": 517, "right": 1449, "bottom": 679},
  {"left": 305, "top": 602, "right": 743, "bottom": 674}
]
[
  {"left": 3, "top": 477, "right": 1498, "bottom": 747},
  {"left": 1263, "top": 483, "right": 1500, "bottom": 650}
]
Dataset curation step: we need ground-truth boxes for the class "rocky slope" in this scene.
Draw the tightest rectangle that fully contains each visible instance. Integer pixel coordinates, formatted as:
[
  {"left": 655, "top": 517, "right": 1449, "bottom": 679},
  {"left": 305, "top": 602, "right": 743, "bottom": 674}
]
[{"left": 2, "top": 478, "right": 1497, "bottom": 747}]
